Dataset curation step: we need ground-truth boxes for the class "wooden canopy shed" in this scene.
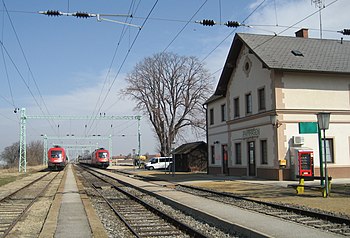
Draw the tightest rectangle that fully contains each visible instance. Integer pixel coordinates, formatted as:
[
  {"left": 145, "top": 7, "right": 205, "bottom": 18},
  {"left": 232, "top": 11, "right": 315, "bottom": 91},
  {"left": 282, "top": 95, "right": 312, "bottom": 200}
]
[{"left": 173, "top": 141, "right": 207, "bottom": 172}]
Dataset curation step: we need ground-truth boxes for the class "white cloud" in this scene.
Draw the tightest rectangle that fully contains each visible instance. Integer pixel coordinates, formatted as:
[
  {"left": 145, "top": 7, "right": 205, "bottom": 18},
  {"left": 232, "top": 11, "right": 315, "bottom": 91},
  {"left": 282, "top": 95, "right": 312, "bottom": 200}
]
[
  {"left": 0, "top": 69, "right": 158, "bottom": 157},
  {"left": 246, "top": 0, "right": 347, "bottom": 39}
]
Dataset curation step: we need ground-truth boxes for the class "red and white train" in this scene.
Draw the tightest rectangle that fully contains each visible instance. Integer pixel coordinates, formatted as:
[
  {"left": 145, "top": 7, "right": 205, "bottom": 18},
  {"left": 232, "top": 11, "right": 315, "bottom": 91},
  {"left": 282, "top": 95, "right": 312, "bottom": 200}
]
[
  {"left": 79, "top": 148, "right": 110, "bottom": 169},
  {"left": 48, "top": 146, "right": 68, "bottom": 170}
]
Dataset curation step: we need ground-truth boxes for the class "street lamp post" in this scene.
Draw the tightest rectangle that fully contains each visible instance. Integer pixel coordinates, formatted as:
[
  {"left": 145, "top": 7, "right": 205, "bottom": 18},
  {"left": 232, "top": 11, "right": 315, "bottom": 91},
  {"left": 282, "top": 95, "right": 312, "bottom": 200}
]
[{"left": 316, "top": 112, "right": 331, "bottom": 197}]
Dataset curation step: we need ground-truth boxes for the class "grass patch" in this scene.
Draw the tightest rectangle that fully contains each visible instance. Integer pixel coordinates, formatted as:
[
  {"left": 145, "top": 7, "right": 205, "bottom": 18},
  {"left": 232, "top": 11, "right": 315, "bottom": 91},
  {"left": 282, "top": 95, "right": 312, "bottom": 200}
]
[
  {"left": 0, "top": 176, "right": 18, "bottom": 187},
  {"left": 0, "top": 165, "right": 46, "bottom": 188}
]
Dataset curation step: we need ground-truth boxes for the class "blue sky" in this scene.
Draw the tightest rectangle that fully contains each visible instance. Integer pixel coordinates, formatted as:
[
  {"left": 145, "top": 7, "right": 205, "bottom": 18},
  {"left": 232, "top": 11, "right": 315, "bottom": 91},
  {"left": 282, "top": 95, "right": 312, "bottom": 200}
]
[{"left": 0, "top": 0, "right": 348, "bottom": 157}]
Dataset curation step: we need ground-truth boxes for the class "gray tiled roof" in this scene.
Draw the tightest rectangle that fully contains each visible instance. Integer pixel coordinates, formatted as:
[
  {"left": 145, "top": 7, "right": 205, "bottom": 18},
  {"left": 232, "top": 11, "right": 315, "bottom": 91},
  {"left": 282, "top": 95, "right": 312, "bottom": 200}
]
[
  {"left": 213, "top": 33, "right": 350, "bottom": 96},
  {"left": 238, "top": 33, "right": 350, "bottom": 73}
]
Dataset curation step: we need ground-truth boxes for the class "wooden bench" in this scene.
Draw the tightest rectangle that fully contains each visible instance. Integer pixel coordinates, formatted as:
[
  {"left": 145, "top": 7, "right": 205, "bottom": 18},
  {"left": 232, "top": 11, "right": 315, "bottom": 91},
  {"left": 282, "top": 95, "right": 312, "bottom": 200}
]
[{"left": 288, "top": 175, "right": 332, "bottom": 197}]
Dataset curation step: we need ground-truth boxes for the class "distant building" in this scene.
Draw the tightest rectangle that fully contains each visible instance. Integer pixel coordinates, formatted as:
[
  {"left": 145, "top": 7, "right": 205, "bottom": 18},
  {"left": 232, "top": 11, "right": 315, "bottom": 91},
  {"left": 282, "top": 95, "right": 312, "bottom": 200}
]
[
  {"left": 205, "top": 29, "right": 350, "bottom": 180},
  {"left": 173, "top": 141, "right": 207, "bottom": 172}
]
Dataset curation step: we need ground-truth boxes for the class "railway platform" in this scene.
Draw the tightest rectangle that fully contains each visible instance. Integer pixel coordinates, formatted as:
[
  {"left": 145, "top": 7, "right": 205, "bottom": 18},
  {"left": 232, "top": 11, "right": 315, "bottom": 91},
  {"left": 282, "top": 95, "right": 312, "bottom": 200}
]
[
  {"left": 106, "top": 165, "right": 349, "bottom": 238},
  {"left": 40, "top": 164, "right": 108, "bottom": 238}
]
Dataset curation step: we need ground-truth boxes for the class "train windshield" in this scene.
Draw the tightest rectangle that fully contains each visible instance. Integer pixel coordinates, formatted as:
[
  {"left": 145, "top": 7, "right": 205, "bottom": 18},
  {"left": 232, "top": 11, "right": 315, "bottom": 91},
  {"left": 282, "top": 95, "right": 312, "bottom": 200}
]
[
  {"left": 51, "top": 151, "right": 62, "bottom": 158},
  {"left": 98, "top": 152, "right": 108, "bottom": 158}
]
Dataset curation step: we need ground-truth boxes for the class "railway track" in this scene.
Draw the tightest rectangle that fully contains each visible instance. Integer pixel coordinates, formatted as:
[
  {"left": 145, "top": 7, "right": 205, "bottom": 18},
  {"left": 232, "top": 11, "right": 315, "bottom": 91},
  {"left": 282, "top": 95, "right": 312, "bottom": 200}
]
[
  {"left": 0, "top": 171, "right": 61, "bottom": 237},
  {"left": 176, "top": 184, "right": 350, "bottom": 236},
  {"left": 77, "top": 165, "right": 235, "bottom": 238}
]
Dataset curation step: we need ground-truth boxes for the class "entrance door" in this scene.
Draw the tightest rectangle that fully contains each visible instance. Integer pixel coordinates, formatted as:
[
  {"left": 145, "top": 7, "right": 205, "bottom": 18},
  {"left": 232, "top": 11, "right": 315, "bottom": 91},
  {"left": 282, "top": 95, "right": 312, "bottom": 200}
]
[
  {"left": 247, "top": 141, "right": 256, "bottom": 176},
  {"left": 222, "top": 144, "right": 228, "bottom": 175}
]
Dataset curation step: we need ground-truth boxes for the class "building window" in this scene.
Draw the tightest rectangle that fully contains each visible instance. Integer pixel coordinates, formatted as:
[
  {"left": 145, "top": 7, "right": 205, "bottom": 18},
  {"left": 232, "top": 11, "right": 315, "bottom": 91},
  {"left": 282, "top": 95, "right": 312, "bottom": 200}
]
[
  {"left": 235, "top": 143, "right": 242, "bottom": 164},
  {"left": 234, "top": 97, "right": 240, "bottom": 118},
  {"left": 322, "top": 138, "right": 334, "bottom": 163},
  {"left": 209, "top": 108, "right": 214, "bottom": 125},
  {"left": 245, "top": 93, "right": 252, "bottom": 114},
  {"left": 211, "top": 145, "right": 215, "bottom": 164},
  {"left": 260, "top": 140, "right": 268, "bottom": 164},
  {"left": 221, "top": 104, "right": 226, "bottom": 122},
  {"left": 258, "top": 87, "right": 266, "bottom": 111}
]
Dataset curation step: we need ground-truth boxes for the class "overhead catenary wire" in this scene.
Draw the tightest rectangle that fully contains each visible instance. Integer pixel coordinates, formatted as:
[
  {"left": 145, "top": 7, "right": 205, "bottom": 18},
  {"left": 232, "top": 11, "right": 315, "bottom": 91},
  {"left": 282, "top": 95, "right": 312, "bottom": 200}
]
[
  {"left": 162, "top": 0, "right": 208, "bottom": 53},
  {"left": 1, "top": 3, "right": 15, "bottom": 108},
  {"left": 86, "top": 0, "right": 159, "bottom": 136},
  {"left": 200, "top": 0, "right": 267, "bottom": 63},
  {"left": 0, "top": 94, "right": 14, "bottom": 107},
  {"left": 85, "top": 0, "right": 140, "bottom": 133},
  {"left": 251, "top": 0, "right": 339, "bottom": 51},
  {"left": 0, "top": 40, "right": 44, "bottom": 115},
  {"left": 2, "top": 0, "right": 58, "bottom": 135},
  {"left": 85, "top": 0, "right": 142, "bottom": 135},
  {"left": 248, "top": 24, "right": 340, "bottom": 34}
]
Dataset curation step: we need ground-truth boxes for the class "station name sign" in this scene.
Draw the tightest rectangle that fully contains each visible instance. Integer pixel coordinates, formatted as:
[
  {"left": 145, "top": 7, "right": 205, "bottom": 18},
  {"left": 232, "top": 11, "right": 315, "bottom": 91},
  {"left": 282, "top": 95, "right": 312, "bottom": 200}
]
[{"left": 243, "top": 128, "right": 260, "bottom": 139}]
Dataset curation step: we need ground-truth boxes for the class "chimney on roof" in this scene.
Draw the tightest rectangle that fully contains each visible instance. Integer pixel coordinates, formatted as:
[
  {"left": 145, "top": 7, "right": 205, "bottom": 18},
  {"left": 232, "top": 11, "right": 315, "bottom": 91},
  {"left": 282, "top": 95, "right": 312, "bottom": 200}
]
[{"left": 295, "top": 28, "right": 309, "bottom": 38}]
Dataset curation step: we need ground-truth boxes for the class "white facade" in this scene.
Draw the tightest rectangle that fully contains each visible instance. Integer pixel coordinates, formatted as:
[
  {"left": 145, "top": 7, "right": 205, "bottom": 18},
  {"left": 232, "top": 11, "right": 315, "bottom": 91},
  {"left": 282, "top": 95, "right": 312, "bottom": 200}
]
[{"left": 206, "top": 32, "right": 350, "bottom": 180}]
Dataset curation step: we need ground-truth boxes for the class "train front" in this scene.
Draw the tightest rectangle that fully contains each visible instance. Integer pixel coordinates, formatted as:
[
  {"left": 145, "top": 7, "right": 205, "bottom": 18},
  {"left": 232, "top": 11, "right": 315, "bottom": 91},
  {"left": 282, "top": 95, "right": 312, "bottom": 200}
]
[
  {"left": 94, "top": 148, "right": 110, "bottom": 169},
  {"left": 48, "top": 146, "right": 67, "bottom": 170}
]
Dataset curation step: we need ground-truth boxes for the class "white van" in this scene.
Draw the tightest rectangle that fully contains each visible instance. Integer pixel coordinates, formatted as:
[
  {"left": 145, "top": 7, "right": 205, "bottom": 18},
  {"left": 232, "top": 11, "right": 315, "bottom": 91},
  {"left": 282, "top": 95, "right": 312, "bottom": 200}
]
[{"left": 145, "top": 157, "right": 173, "bottom": 170}]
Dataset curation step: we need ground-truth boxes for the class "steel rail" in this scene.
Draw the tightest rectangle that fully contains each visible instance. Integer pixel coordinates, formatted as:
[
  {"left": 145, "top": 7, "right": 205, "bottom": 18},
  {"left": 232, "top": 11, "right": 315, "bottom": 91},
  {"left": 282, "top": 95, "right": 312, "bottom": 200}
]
[
  {"left": 112, "top": 169, "right": 350, "bottom": 226},
  {"left": 78, "top": 168, "right": 141, "bottom": 237},
  {"left": 0, "top": 171, "right": 61, "bottom": 237},
  {"left": 79, "top": 165, "right": 208, "bottom": 237},
  {"left": 178, "top": 184, "right": 350, "bottom": 226},
  {"left": 0, "top": 171, "right": 51, "bottom": 203}
]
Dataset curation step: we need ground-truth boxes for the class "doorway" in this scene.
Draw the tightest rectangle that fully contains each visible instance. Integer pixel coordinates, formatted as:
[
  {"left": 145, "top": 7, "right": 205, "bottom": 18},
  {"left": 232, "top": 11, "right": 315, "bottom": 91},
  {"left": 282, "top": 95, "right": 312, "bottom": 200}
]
[
  {"left": 222, "top": 144, "right": 228, "bottom": 175},
  {"left": 247, "top": 141, "right": 256, "bottom": 176}
]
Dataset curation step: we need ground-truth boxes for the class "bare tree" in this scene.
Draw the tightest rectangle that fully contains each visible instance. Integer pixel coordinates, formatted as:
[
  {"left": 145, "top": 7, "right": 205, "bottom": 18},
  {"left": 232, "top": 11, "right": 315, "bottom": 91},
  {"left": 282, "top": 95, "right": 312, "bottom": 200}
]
[
  {"left": 0, "top": 140, "right": 43, "bottom": 168},
  {"left": 122, "top": 52, "right": 213, "bottom": 156},
  {"left": 0, "top": 142, "right": 19, "bottom": 168},
  {"left": 27, "top": 140, "right": 44, "bottom": 166}
]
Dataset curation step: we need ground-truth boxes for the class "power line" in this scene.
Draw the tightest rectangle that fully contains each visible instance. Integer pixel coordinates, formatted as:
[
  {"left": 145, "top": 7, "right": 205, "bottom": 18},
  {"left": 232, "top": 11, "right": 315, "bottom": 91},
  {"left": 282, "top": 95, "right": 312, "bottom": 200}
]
[
  {"left": 1, "top": 4, "right": 15, "bottom": 108},
  {"left": 200, "top": 0, "right": 267, "bottom": 63},
  {"left": 2, "top": 0, "right": 58, "bottom": 135},
  {"left": 163, "top": 0, "right": 208, "bottom": 53},
  {"left": 0, "top": 94, "right": 14, "bottom": 106},
  {"left": 86, "top": 0, "right": 141, "bottom": 132},
  {"left": 86, "top": 0, "right": 159, "bottom": 136},
  {"left": 248, "top": 24, "right": 339, "bottom": 34},
  {"left": 39, "top": 10, "right": 141, "bottom": 28},
  {"left": 251, "top": 0, "right": 339, "bottom": 51}
]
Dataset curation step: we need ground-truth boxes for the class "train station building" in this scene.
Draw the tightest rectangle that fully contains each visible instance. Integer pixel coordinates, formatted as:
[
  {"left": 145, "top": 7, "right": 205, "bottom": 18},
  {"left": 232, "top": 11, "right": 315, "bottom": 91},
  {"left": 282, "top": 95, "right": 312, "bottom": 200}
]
[{"left": 205, "top": 29, "right": 350, "bottom": 180}]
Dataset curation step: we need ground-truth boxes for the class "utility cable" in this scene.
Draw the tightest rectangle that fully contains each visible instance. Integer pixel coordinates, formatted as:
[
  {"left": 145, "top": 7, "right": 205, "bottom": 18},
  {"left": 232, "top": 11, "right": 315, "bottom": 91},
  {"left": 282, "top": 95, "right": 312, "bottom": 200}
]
[
  {"left": 86, "top": 0, "right": 140, "bottom": 132},
  {"left": 251, "top": 0, "right": 339, "bottom": 51},
  {"left": 1, "top": 4, "right": 15, "bottom": 108},
  {"left": 218, "top": 0, "right": 222, "bottom": 24},
  {"left": 200, "top": 0, "right": 267, "bottom": 62},
  {"left": 2, "top": 1, "right": 58, "bottom": 135},
  {"left": 86, "top": 0, "right": 159, "bottom": 136},
  {"left": 0, "top": 40, "right": 43, "bottom": 116},
  {"left": 163, "top": 0, "right": 208, "bottom": 53},
  {"left": 86, "top": 1, "right": 141, "bottom": 132}
]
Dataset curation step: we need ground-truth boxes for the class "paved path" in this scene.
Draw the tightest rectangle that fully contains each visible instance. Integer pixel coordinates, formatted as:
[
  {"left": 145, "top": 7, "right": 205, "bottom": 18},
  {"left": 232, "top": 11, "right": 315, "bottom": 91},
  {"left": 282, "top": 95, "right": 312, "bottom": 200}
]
[{"left": 55, "top": 164, "right": 92, "bottom": 238}]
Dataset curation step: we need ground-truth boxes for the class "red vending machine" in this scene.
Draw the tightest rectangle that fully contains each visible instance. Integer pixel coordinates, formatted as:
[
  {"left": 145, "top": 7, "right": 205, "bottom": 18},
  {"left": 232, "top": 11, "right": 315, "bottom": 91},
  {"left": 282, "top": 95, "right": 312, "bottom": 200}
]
[{"left": 290, "top": 148, "right": 314, "bottom": 180}]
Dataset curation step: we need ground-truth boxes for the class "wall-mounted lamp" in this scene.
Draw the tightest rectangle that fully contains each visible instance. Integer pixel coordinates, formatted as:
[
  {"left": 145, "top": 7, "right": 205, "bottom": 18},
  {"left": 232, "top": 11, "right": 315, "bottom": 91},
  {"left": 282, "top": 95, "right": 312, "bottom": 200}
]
[
  {"left": 213, "top": 141, "right": 220, "bottom": 144},
  {"left": 270, "top": 114, "right": 282, "bottom": 128}
]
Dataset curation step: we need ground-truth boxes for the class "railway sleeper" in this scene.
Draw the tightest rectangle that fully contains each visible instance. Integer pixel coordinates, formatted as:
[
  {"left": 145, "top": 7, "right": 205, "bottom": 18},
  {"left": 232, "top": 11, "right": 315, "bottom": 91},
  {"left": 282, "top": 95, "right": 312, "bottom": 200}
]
[
  {"left": 314, "top": 223, "right": 342, "bottom": 229},
  {"left": 301, "top": 220, "right": 325, "bottom": 225},
  {"left": 128, "top": 219, "right": 163, "bottom": 226},
  {"left": 137, "top": 230, "right": 184, "bottom": 237},
  {"left": 130, "top": 223, "right": 169, "bottom": 228},
  {"left": 136, "top": 227, "right": 179, "bottom": 233}
]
